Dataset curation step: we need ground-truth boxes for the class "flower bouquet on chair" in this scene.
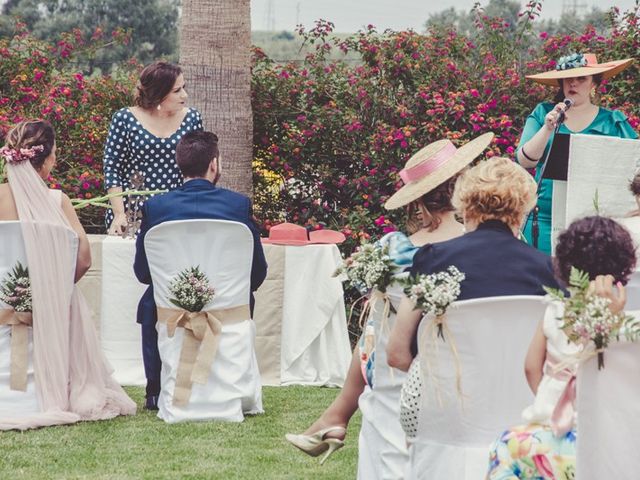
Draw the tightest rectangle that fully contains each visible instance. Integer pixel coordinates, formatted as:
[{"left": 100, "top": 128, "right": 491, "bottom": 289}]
[
  {"left": 334, "top": 242, "right": 398, "bottom": 384},
  {"left": 402, "top": 265, "right": 466, "bottom": 404},
  {"left": 402, "top": 265, "right": 465, "bottom": 341},
  {"left": 0, "top": 261, "right": 31, "bottom": 313},
  {"left": 0, "top": 261, "right": 33, "bottom": 391},
  {"left": 158, "top": 265, "right": 219, "bottom": 407},
  {"left": 333, "top": 242, "right": 395, "bottom": 294},
  {"left": 545, "top": 267, "right": 640, "bottom": 370},
  {"left": 169, "top": 266, "right": 215, "bottom": 312}
]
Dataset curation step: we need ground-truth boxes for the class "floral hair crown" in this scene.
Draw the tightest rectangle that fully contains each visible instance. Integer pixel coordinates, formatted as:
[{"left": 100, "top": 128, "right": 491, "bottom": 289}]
[
  {"left": 556, "top": 53, "right": 588, "bottom": 71},
  {"left": 0, "top": 144, "right": 45, "bottom": 164}
]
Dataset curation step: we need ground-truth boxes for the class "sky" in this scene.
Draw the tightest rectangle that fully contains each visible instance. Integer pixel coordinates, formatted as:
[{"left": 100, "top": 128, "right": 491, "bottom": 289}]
[{"left": 250, "top": 0, "right": 639, "bottom": 32}]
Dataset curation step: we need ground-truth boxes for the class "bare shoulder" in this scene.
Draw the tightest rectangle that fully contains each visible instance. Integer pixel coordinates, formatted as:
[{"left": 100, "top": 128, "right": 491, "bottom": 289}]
[
  {"left": 0, "top": 183, "right": 18, "bottom": 220},
  {"left": 0, "top": 183, "right": 13, "bottom": 201}
]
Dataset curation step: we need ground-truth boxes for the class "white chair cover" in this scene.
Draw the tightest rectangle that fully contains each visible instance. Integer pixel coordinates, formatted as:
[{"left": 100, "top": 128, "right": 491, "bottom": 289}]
[
  {"left": 576, "top": 339, "right": 640, "bottom": 479},
  {"left": 145, "top": 219, "right": 263, "bottom": 423},
  {"left": 408, "top": 295, "right": 546, "bottom": 480},
  {"left": 0, "top": 221, "right": 77, "bottom": 418},
  {"left": 358, "top": 280, "right": 410, "bottom": 479},
  {"left": 624, "top": 270, "right": 640, "bottom": 310}
]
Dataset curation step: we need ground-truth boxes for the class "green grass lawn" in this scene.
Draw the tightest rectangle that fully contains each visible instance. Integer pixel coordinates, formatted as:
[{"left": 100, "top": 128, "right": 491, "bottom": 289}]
[{"left": 0, "top": 386, "right": 361, "bottom": 479}]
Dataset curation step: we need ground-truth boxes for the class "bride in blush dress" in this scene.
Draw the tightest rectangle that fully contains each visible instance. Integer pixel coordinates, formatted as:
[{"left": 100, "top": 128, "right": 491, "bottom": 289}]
[{"left": 0, "top": 120, "right": 136, "bottom": 430}]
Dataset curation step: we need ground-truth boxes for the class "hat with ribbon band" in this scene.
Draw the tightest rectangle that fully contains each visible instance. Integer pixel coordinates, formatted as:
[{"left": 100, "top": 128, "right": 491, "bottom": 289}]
[
  {"left": 526, "top": 53, "right": 633, "bottom": 87},
  {"left": 384, "top": 132, "right": 494, "bottom": 210}
]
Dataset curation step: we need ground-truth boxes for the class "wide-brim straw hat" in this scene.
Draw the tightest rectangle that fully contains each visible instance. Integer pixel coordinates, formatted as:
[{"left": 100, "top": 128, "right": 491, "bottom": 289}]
[
  {"left": 384, "top": 132, "right": 494, "bottom": 210},
  {"left": 526, "top": 53, "right": 634, "bottom": 87}
]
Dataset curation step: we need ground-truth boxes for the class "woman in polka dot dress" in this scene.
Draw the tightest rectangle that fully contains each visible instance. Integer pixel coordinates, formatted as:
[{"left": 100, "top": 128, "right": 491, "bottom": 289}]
[{"left": 103, "top": 61, "right": 203, "bottom": 234}]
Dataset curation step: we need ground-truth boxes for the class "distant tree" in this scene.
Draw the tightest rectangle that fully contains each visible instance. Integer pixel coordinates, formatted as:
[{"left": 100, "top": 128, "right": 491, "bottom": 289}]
[
  {"left": 426, "top": 1, "right": 612, "bottom": 38},
  {"left": 0, "top": 0, "right": 179, "bottom": 69},
  {"left": 426, "top": 0, "right": 520, "bottom": 36},
  {"left": 539, "top": 7, "right": 610, "bottom": 36}
]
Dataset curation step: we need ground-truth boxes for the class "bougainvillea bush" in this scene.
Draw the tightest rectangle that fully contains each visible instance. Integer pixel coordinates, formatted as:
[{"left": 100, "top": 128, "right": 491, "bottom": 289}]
[
  {"left": 0, "top": 24, "right": 137, "bottom": 231},
  {"left": 1, "top": 2, "right": 639, "bottom": 241},
  {"left": 251, "top": 3, "right": 640, "bottom": 254}
]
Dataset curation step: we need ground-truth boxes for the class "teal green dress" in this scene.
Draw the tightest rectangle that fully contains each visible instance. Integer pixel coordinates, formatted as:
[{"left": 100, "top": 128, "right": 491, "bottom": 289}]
[{"left": 519, "top": 102, "right": 638, "bottom": 254}]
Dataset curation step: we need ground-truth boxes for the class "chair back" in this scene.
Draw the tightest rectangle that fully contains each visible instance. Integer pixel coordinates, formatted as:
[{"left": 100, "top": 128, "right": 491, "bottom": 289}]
[
  {"left": 0, "top": 220, "right": 78, "bottom": 416},
  {"left": 144, "top": 219, "right": 260, "bottom": 422},
  {"left": 576, "top": 339, "right": 640, "bottom": 479},
  {"left": 0, "top": 222, "right": 29, "bottom": 291},
  {"left": 144, "top": 219, "right": 253, "bottom": 310},
  {"left": 412, "top": 295, "right": 546, "bottom": 478},
  {"left": 0, "top": 221, "right": 78, "bottom": 291},
  {"left": 624, "top": 270, "right": 640, "bottom": 310}
]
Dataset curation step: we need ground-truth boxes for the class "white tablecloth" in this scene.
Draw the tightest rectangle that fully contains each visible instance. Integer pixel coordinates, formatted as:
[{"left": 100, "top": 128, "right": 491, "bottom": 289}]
[
  {"left": 254, "top": 243, "right": 351, "bottom": 387},
  {"left": 100, "top": 237, "right": 146, "bottom": 386}
]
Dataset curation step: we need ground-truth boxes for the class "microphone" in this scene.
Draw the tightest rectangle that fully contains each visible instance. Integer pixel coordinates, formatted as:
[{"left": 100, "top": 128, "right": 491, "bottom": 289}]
[{"left": 557, "top": 98, "right": 573, "bottom": 124}]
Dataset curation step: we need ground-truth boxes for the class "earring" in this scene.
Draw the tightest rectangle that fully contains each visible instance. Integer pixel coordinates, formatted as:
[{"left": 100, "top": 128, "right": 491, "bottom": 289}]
[{"left": 157, "top": 104, "right": 162, "bottom": 111}]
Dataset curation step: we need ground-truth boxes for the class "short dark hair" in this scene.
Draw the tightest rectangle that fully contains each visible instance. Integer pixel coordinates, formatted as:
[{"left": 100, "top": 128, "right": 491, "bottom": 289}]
[
  {"left": 134, "top": 62, "right": 182, "bottom": 110},
  {"left": 554, "top": 215, "right": 636, "bottom": 285},
  {"left": 176, "top": 131, "right": 220, "bottom": 178}
]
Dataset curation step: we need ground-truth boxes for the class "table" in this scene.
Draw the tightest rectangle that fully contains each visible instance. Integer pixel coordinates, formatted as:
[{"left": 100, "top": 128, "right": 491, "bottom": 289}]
[
  {"left": 254, "top": 243, "right": 351, "bottom": 387},
  {"left": 78, "top": 235, "right": 351, "bottom": 387},
  {"left": 78, "top": 236, "right": 145, "bottom": 385}
]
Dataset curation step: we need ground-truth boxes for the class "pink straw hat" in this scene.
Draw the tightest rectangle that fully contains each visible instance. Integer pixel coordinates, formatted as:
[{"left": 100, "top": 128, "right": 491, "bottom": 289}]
[
  {"left": 384, "top": 132, "right": 494, "bottom": 210},
  {"left": 262, "top": 222, "right": 345, "bottom": 246}
]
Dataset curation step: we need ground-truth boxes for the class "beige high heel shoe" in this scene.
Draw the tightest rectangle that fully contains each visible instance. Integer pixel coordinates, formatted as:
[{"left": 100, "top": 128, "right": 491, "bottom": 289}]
[{"left": 285, "top": 426, "right": 346, "bottom": 465}]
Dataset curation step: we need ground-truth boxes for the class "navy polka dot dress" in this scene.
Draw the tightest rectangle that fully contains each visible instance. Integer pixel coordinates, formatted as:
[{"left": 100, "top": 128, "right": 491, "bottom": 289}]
[{"left": 103, "top": 107, "right": 204, "bottom": 229}]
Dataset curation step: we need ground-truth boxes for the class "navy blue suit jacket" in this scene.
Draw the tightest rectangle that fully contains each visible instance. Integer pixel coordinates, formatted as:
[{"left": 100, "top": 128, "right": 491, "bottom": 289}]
[
  {"left": 409, "top": 220, "right": 560, "bottom": 299},
  {"left": 133, "top": 178, "right": 267, "bottom": 325}
]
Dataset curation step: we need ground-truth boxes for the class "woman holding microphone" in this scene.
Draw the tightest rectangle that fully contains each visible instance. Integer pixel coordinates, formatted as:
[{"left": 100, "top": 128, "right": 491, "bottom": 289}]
[{"left": 517, "top": 53, "right": 637, "bottom": 254}]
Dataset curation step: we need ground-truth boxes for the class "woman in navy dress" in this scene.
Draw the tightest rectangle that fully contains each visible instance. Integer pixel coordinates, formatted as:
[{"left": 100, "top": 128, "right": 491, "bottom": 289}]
[{"left": 103, "top": 61, "right": 203, "bottom": 234}]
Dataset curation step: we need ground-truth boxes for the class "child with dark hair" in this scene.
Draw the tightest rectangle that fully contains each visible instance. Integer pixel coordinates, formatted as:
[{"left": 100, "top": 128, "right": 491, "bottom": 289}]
[{"left": 487, "top": 215, "right": 635, "bottom": 479}]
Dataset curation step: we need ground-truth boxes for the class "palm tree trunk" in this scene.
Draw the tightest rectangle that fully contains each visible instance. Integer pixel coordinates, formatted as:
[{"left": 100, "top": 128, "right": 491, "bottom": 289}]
[{"left": 179, "top": 0, "right": 253, "bottom": 197}]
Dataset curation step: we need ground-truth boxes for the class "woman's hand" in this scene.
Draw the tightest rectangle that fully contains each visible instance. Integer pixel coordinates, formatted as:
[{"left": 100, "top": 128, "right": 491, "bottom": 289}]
[
  {"left": 589, "top": 274, "right": 627, "bottom": 315},
  {"left": 544, "top": 102, "right": 569, "bottom": 131},
  {"left": 108, "top": 212, "right": 128, "bottom": 236}
]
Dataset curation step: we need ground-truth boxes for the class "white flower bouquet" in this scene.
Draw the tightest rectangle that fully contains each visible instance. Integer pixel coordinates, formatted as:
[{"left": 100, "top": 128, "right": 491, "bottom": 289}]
[
  {"left": 168, "top": 266, "right": 215, "bottom": 313},
  {"left": 545, "top": 267, "right": 640, "bottom": 370},
  {"left": 334, "top": 242, "right": 395, "bottom": 294},
  {"left": 402, "top": 265, "right": 465, "bottom": 339},
  {"left": 0, "top": 261, "right": 31, "bottom": 313}
]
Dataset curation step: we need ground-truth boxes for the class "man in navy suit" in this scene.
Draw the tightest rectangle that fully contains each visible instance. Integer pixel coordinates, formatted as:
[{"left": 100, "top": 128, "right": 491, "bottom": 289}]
[{"left": 134, "top": 130, "right": 267, "bottom": 409}]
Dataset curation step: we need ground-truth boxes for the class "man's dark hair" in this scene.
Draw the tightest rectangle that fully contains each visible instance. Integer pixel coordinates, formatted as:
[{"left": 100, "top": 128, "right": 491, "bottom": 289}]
[{"left": 176, "top": 130, "right": 220, "bottom": 178}]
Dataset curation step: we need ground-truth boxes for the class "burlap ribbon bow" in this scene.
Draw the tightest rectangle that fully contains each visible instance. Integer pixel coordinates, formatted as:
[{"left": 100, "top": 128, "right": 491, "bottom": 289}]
[
  {"left": 0, "top": 308, "right": 33, "bottom": 391},
  {"left": 157, "top": 305, "right": 249, "bottom": 406}
]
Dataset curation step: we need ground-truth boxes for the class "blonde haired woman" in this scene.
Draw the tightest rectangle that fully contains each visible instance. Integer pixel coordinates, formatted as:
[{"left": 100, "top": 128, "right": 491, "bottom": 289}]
[{"left": 388, "top": 157, "right": 560, "bottom": 443}]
